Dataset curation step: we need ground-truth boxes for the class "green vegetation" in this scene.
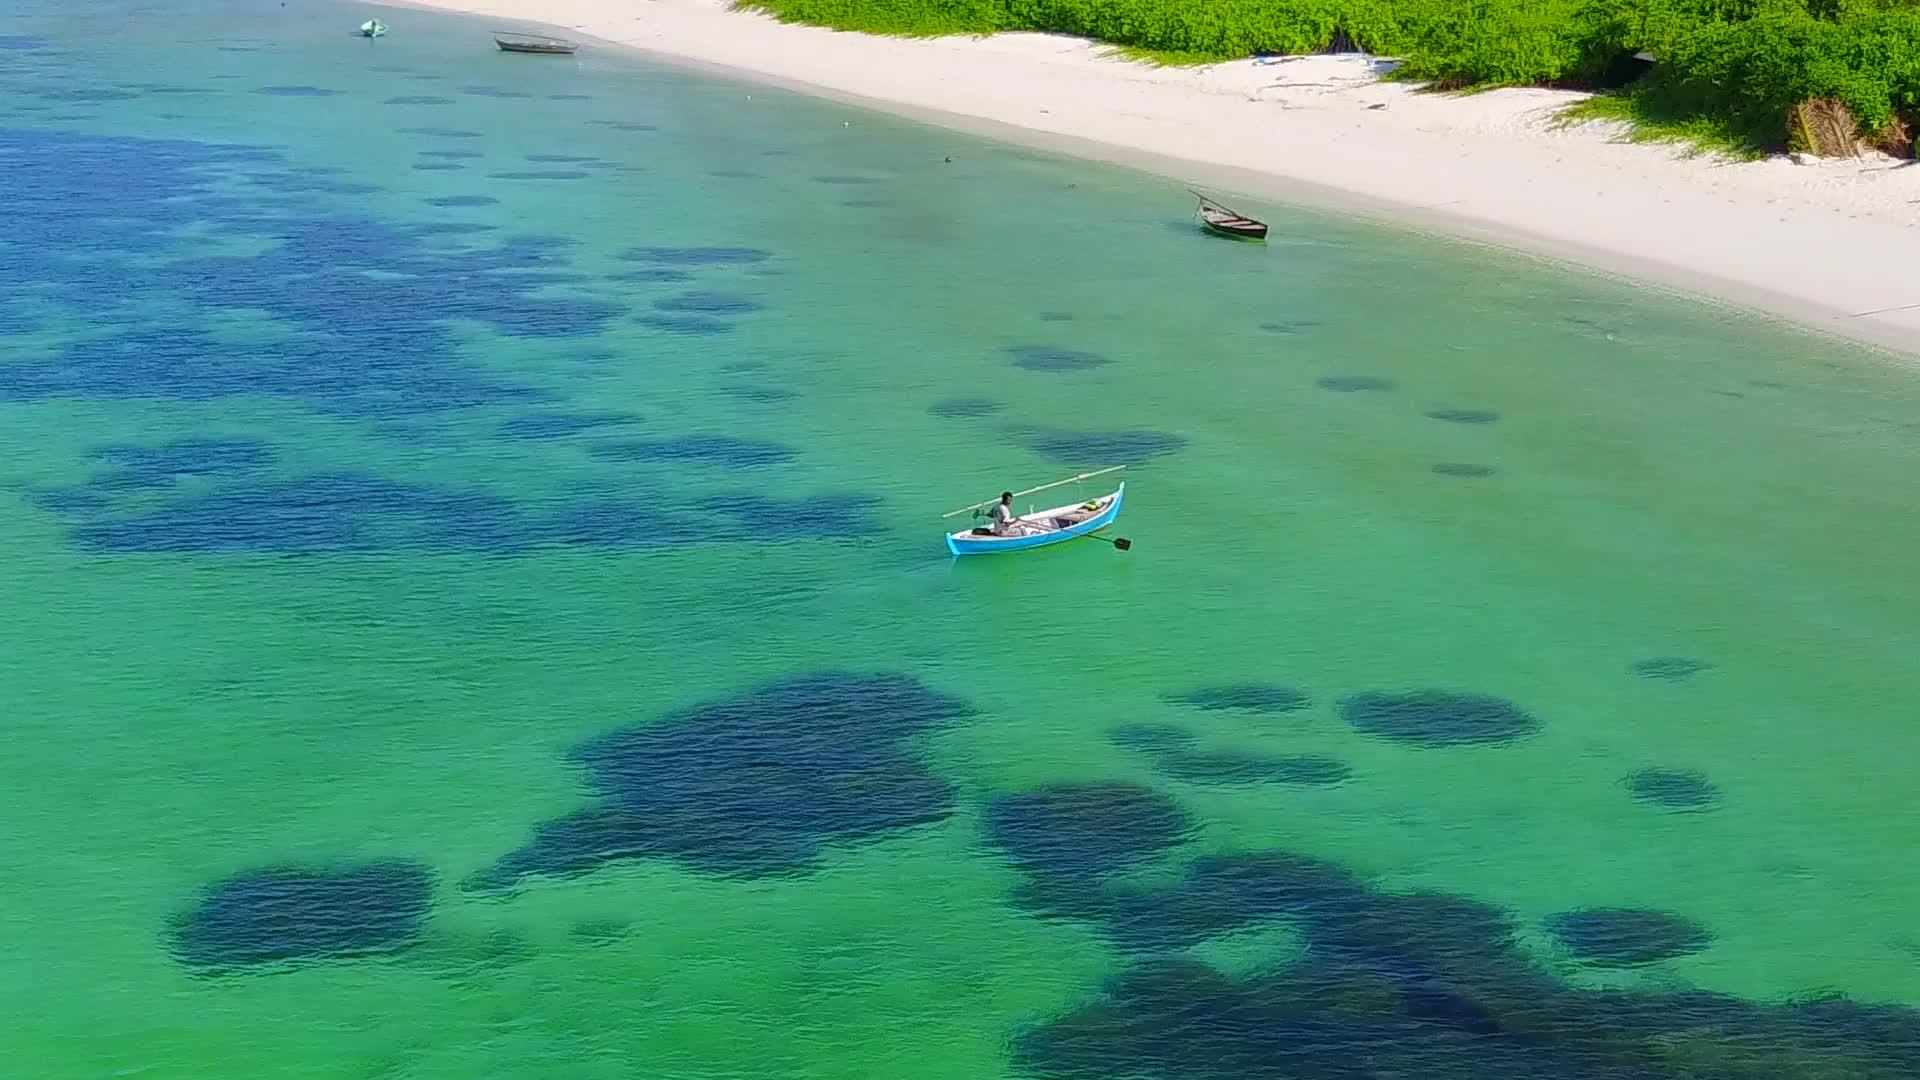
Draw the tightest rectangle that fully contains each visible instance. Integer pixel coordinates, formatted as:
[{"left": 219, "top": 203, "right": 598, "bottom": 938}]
[{"left": 741, "top": 0, "right": 1920, "bottom": 156}]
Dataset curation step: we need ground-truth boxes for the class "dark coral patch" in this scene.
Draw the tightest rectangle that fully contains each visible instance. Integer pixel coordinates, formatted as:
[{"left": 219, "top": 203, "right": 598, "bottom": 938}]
[
  {"left": 985, "top": 783, "right": 1190, "bottom": 887},
  {"left": 636, "top": 314, "right": 736, "bottom": 336},
  {"left": 708, "top": 169, "right": 763, "bottom": 179},
  {"left": 0, "top": 35, "right": 49, "bottom": 49},
  {"left": 1630, "top": 656, "right": 1713, "bottom": 681},
  {"left": 1546, "top": 907, "right": 1714, "bottom": 967},
  {"left": 1338, "top": 690, "right": 1539, "bottom": 746},
  {"left": 412, "top": 162, "right": 464, "bottom": 172},
  {"left": 254, "top": 85, "right": 338, "bottom": 97},
  {"left": 459, "top": 85, "right": 533, "bottom": 99},
  {"left": 722, "top": 385, "right": 795, "bottom": 402},
  {"left": 1316, "top": 375, "right": 1394, "bottom": 392},
  {"left": 1039, "top": 311, "right": 1075, "bottom": 322},
  {"left": 419, "top": 149, "right": 483, "bottom": 160},
  {"left": 590, "top": 436, "right": 793, "bottom": 468},
  {"left": 1431, "top": 462, "right": 1496, "bottom": 478},
  {"left": 1162, "top": 684, "right": 1310, "bottom": 714},
  {"left": 653, "top": 292, "right": 762, "bottom": 316},
  {"left": 384, "top": 96, "right": 454, "bottom": 105},
  {"left": 472, "top": 673, "right": 967, "bottom": 886},
  {"left": 621, "top": 246, "right": 771, "bottom": 265},
  {"left": 425, "top": 195, "right": 497, "bottom": 208},
  {"left": 1258, "top": 319, "right": 1321, "bottom": 335},
  {"left": 589, "top": 120, "right": 657, "bottom": 131},
  {"left": 608, "top": 268, "right": 694, "bottom": 284},
  {"left": 496, "top": 411, "right": 638, "bottom": 439},
  {"left": 171, "top": 861, "right": 432, "bottom": 973},
  {"left": 89, "top": 437, "right": 271, "bottom": 488},
  {"left": 927, "top": 397, "right": 1005, "bottom": 419},
  {"left": 1006, "top": 345, "right": 1109, "bottom": 372},
  {"left": 811, "top": 174, "right": 887, "bottom": 185},
  {"left": 841, "top": 197, "right": 890, "bottom": 208},
  {"left": 1106, "top": 724, "right": 1197, "bottom": 754},
  {"left": 548, "top": 93, "right": 593, "bottom": 101},
  {"left": 488, "top": 170, "right": 590, "bottom": 180},
  {"left": 1425, "top": 408, "right": 1502, "bottom": 424},
  {"left": 525, "top": 153, "right": 597, "bottom": 163},
  {"left": 1026, "top": 429, "right": 1186, "bottom": 465},
  {"left": 1622, "top": 768, "right": 1719, "bottom": 811},
  {"left": 400, "top": 126, "right": 484, "bottom": 138},
  {"left": 1154, "top": 751, "right": 1353, "bottom": 786}
]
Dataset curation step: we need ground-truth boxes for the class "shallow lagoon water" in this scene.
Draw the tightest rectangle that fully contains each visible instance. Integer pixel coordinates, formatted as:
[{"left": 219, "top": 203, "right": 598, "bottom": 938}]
[{"left": 3, "top": 0, "right": 1920, "bottom": 1076}]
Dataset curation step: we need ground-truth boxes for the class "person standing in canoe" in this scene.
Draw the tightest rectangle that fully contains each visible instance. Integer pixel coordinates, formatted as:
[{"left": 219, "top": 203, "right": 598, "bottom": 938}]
[{"left": 989, "top": 492, "right": 1018, "bottom": 535}]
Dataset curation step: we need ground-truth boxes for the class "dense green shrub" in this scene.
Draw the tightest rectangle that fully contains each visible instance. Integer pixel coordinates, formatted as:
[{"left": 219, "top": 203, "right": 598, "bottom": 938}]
[{"left": 741, "top": 0, "right": 1920, "bottom": 153}]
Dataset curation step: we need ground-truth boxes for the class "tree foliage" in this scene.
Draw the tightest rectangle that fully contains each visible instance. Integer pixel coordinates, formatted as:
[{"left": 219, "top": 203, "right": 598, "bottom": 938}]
[{"left": 741, "top": 0, "right": 1920, "bottom": 153}]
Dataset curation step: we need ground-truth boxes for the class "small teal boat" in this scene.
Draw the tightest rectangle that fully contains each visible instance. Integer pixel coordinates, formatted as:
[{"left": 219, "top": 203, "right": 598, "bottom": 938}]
[{"left": 944, "top": 467, "right": 1129, "bottom": 556}]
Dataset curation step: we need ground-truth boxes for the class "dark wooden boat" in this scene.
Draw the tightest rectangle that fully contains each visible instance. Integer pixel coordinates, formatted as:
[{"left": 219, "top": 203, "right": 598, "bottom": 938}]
[
  {"left": 494, "top": 31, "right": 579, "bottom": 55},
  {"left": 1193, "top": 192, "right": 1268, "bottom": 241}
]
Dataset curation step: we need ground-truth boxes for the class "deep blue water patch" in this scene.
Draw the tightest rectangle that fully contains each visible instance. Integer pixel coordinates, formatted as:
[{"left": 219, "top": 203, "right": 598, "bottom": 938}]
[
  {"left": 1546, "top": 907, "right": 1714, "bottom": 967},
  {"left": 1106, "top": 724, "right": 1196, "bottom": 754},
  {"left": 419, "top": 149, "right": 483, "bottom": 159},
  {"left": 841, "top": 198, "right": 890, "bottom": 208},
  {"left": 1630, "top": 656, "right": 1713, "bottom": 681},
  {"left": 637, "top": 314, "right": 736, "bottom": 336},
  {"left": 470, "top": 673, "right": 968, "bottom": 887},
  {"left": 1011, "top": 846, "right": 1920, "bottom": 1080},
  {"left": 400, "top": 126, "right": 484, "bottom": 138},
  {"left": 460, "top": 85, "right": 534, "bottom": 99},
  {"left": 654, "top": 291, "right": 762, "bottom": 316},
  {"left": 1026, "top": 429, "right": 1186, "bottom": 465},
  {"left": 406, "top": 221, "right": 498, "bottom": 236},
  {"left": 488, "top": 170, "right": 591, "bottom": 180},
  {"left": 1338, "top": 691, "right": 1539, "bottom": 746},
  {"left": 1622, "top": 767, "right": 1720, "bottom": 811},
  {"left": 0, "top": 35, "right": 48, "bottom": 49},
  {"left": 549, "top": 93, "right": 593, "bottom": 101},
  {"left": 425, "top": 195, "right": 497, "bottom": 208},
  {"left": 590, "top": 120, "right": 656, "bottom": 132},
  {"left": 928, "top": 397, "right": 1005, "bottom": 419},
  {"left": 1317, "top": 375, "right": 1394, "bottom": 392},
  {"left": 89, "top": 438, "right": 272, "bottom": 488},
  {"left": 255, "top": 86, "right": 338, "bottom": 97},
  {"left": 412, "top": 162, "right": 464, "bottom": 172},
  {"left": 622, "top": 246, "right": 771, "bottom": 266},
  {"left": 0, "top": 129, "right": 626, "bottom": 418},
  {"left": 1163, "top": 684, "right": 1310, "bottom": 713},
  {"left": 1007, "top": 345, "right": 1109, "bottom": 372},
  {"left": 1432, "top": 462, "right": 1496, "bottom": 478},
  {"left": 590, "top": 436, "right": 793, "bottom": 468},
  {"left": 384, "top": 95, "right": 454, "bottom": 106},
  {"left": 1154, "top": 751, "right": 1353, "bottom": 786},
  {"left": 608, "top": 268, "right": 694, "bottom": 284},
  {"left": 525, "top": 154, "right": 597, "bottom": 163},
  {"left": 497, "top": 411, "right": 640, "bottom": 439},
  {"left": 1425, "top": 408, "right": 1502, "bottom": 424},
  {"left": 170, "top": 861, "right": 432, "bottom": 973},
  {"left": 38, "top": 87, "right": 138, "bottom": 103},
  {"left": 699, "top": 493, "right": 879, "bottom": 538},
  {"left": 1039, "top": 311, "right": 1075, "bottom": 322}
]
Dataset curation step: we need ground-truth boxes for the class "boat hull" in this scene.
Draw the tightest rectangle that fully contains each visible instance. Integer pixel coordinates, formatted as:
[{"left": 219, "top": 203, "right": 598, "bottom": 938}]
[
  {"left": 1201, "top": 219, "right": 1268, "bottom": 241},
  {"left": 946, "top": 484, "right": 1124, "bottom": 556}
]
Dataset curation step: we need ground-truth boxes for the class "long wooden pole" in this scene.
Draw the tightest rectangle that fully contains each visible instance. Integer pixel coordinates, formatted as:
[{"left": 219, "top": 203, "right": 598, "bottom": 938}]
[{"left": 942, "top": 465, "right": 1126, "bottom": 518}]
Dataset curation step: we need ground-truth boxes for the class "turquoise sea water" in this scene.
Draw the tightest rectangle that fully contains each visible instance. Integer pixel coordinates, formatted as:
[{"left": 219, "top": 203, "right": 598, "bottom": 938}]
[{"left": 5, "top": 0, "right": 1920, "bottom": 1077}]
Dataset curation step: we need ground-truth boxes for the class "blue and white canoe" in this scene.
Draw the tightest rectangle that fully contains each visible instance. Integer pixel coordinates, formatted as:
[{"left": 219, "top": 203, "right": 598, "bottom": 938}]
[{"left": 943, "top": 467, "right": 1127, "bottom": 556}]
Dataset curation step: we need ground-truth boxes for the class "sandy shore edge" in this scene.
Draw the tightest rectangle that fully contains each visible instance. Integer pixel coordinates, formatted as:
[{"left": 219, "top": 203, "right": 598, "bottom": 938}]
[{"left": 373, "top": 0, "right": 1920, "bottom": 361}]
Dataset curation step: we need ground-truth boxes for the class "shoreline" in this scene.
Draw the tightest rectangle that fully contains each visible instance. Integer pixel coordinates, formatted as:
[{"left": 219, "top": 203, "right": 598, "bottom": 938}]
[{"left": 378, "top": 0, "right": 1920, "bottom": 360}]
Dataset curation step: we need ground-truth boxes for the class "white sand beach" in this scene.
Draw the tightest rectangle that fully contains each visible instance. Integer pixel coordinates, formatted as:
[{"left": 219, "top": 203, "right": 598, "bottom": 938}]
[{"left": 389, "top": 0, "right": 1920, "bottom": 356}]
